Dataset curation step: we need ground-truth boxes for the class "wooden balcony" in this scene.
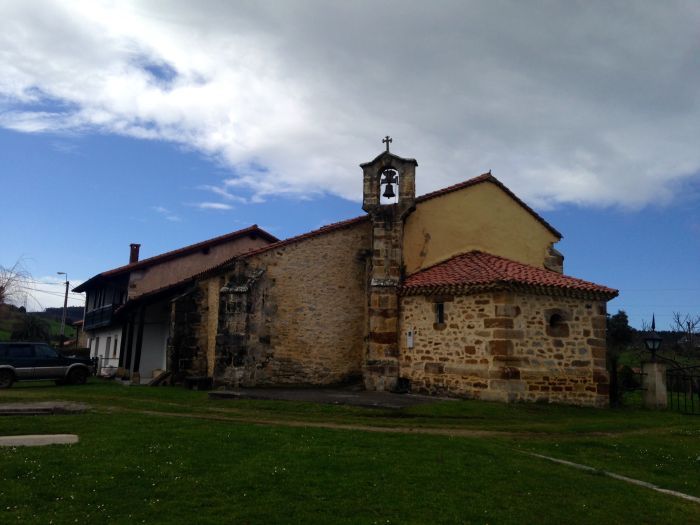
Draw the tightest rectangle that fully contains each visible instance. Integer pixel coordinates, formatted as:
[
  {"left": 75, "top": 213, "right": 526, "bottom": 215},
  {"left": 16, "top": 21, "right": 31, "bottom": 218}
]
[{"left": 84, "top": 304, "right": 117, "bottom": 331}]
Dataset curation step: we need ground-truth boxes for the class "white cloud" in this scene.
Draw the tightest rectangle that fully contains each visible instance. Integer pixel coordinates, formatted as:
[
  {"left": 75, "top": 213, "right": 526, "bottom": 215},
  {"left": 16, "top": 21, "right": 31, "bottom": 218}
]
[
  {"left": 1, "top": 1, "right": 700, "bottom": 208},
  {"left": 197, "top": 185, "right": 248, "bottom": 203},
  {"left": 152, "top": 205, "right": 181, "bottom": 222},
  {"left": 192, "top": 202, "right": 233, "bottom": 211}
]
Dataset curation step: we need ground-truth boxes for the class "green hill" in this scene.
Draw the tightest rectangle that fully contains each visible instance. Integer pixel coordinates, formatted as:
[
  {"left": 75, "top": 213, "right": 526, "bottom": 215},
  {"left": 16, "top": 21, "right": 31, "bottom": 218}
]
[{"left": 0, "top": 304, "right": 76, "bottom": 342}]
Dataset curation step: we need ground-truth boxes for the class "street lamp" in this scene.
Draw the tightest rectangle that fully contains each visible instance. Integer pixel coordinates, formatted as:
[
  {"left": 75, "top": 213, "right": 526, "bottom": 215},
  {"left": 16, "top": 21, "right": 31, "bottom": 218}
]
[
  {"left": 57, "top": 272, "right": 69, "bottom": 347},
  {"left": 644, "top": 314, "right": 662, "bottom": 362}
]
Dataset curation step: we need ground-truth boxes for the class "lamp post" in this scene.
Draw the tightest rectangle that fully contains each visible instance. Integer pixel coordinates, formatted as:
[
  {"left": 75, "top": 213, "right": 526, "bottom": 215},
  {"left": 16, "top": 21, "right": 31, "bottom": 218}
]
[
  {"left": 644, "top": 314, "right": 662, "bottom": 362},
  {"left": 641, "top": 314, "right": 668, "bottom": 410},
  {"left": 57, "top": 272, "right": 69, "bottom": 347}
]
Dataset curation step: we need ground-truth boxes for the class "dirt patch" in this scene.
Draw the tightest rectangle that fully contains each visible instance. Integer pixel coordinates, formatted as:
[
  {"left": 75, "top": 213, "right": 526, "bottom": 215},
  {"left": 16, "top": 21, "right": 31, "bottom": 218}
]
[
  {"left": 0, "top": 402, "right": 88, "bottom": 416},
  {"left": 107, "top": 406, "right": 616, "bottom": 439},
  {"left": 209, "top": 387, "right": 442, "bottom": 409}
]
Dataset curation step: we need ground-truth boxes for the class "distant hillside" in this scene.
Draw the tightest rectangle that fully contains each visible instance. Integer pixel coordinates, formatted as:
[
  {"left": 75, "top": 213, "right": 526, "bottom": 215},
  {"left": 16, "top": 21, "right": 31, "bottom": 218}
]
[
  {"left": 0, "top": 304, "right": 77, "bottom": 342},
  {"left": 36, "top": 306, "right": 85, "bottom": 324}
]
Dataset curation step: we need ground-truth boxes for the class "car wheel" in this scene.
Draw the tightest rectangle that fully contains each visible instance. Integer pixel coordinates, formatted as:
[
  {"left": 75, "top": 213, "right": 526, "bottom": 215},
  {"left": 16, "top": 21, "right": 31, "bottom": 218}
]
[
  {"left": 0, "top": 369, "right": 14, "bottom": 389},
  {"left": 67, "top": 367, "right": 88, "bottom": 385}
]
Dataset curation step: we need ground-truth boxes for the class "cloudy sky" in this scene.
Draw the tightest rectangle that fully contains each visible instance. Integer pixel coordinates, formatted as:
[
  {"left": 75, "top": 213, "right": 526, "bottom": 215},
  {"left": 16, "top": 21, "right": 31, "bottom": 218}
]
[{"left": 1, "top": 1, "right": 699, "bottom": 326}]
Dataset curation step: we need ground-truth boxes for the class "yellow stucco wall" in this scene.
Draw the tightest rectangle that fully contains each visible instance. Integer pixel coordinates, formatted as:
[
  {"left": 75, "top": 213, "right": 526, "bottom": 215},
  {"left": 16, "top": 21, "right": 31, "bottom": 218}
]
[{"left": 404, "top": 181, "right": 560, "bottom": 274}]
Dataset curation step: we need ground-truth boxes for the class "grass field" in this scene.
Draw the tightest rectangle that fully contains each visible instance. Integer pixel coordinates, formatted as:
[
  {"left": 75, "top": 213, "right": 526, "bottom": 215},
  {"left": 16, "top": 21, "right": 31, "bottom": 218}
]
[{"left": 1, "top": 381, "right": 699, "bottom": 524}]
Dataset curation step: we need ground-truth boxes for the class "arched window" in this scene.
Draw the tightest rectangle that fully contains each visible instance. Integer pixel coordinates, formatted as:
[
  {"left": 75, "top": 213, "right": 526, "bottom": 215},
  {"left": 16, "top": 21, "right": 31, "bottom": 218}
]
[{"left": 546, "top": 311, "right": 569, "bottom": 338}]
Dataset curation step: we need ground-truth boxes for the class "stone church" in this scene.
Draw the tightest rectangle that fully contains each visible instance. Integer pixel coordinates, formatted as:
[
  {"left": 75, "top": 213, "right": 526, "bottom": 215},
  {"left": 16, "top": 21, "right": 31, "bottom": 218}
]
[
  {"left": 164, "top": 143, "right": 617, "bottom": 407},
  {"left": 78, "top": 142, "right": 617, "bottom": 406}
]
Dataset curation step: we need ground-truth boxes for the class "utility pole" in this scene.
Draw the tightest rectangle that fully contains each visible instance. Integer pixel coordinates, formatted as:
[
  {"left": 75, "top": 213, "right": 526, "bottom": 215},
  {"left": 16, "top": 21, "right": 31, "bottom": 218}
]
[{"left": 58, "top": 272, "right": 69, "bottom": 348}]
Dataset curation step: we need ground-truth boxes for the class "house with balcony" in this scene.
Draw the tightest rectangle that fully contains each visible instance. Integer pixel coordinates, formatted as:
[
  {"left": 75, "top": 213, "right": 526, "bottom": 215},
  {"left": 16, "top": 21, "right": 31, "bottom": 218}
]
[{"left": 73, "top": 225, "right": 278, "bottom": 382}]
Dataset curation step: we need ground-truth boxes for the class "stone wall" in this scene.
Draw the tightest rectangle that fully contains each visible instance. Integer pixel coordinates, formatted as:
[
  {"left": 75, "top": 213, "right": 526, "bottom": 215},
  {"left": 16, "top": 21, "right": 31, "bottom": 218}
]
[
  {"left": 361, "top": 151, "right": 416, "bottom": 391},
  {"left": 399, "top": 290, "right": 608, "bottom": 406},
  {"left": 167, "top": 284, "right": 210, "bottom": 378},
  {"left": 365, "top": 212, "right": 404, "bottom": 391},
  {"left": 212, "top": 221, "right": 371, "bottom": 386}
]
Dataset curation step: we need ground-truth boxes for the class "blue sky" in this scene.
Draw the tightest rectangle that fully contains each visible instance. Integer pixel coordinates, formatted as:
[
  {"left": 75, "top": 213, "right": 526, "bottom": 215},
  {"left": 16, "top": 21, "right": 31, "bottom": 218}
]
[
  {"left": 1, "top": 1, "right": 699, "bottom": 328},
  {"left": 2, "top": 126, "right": 698, "bottom": 328}
]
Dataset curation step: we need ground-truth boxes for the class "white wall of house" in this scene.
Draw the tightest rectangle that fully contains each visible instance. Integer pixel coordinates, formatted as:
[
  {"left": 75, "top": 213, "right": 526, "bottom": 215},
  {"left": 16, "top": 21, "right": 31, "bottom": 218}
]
[
  {"left": 85, "top": 301, "right": 171, "bottom": 383},
  {"left": 88, "top": 326, "right": 122, "bottom": 373},
  {"left": 134, "top": 301, "right": 170, "bottom": 382},
  {"left": 139, "top": 321, "right": 169, "bottom": 381}
]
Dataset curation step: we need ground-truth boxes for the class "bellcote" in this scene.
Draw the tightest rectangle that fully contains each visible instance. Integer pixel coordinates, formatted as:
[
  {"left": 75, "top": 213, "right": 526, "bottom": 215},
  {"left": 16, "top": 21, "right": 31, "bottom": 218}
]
[{"left": 361, "top": 141, "right": 417, "bottom": 217}]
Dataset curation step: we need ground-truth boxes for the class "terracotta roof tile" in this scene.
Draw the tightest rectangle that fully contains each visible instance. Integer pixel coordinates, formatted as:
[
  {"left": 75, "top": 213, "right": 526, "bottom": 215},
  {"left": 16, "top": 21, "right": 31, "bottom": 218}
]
[
  {"left": 74, "top": 224, "right": 277, "bottom": 292},
  {"left": 240, "top": 215, "right": 370, "bottom": 259},
  {"left": 102, "top": 224, "right": 278, "bottom": 276},
  {"left": 192, "top": 215, "right": 371, "bottom": 281},
  {"left": 401, "top": 251, "right": 617, "bottom": 299},
  {"left": 75, "top": 172, "right": 564, "bottom": 295}
]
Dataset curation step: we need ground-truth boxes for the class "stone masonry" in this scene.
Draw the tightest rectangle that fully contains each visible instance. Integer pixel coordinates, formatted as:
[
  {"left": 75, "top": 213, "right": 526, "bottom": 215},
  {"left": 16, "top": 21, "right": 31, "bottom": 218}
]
[
  {"left": 167, "top": 285, "right": 208, "bottom": 378},
  {"left": 211, "top": 220, "right": 371, "bottom": 387},
  {"left": 164, "top": 146, "right": 617, "bottom": 408},
  {"left": 399, "top": 290, "right": 609, "bottom": 406},
  {"left": 361, "top": 151, "right": 417, "bottom": 391}
]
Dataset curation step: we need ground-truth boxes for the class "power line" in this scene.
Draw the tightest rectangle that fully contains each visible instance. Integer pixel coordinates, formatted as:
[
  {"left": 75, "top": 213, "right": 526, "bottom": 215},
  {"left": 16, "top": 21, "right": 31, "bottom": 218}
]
[
  {"left": 18, "top": 278, "right": 86, "bottom": 291},
  {"left": 22, "top": 288, "right": 83, "bottom": 299},
  {"left": 16, "top": 285, "right": 85, "bottom": 300}
]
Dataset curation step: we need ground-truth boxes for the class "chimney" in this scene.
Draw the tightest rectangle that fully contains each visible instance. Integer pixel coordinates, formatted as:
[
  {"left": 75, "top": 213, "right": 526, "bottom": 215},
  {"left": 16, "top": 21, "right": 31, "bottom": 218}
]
[{"left": 129, "top": 243, "right": 141, "bottom": 264}]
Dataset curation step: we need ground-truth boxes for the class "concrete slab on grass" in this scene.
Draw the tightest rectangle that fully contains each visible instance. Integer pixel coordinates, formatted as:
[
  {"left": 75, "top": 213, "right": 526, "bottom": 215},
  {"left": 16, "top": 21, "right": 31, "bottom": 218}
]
[
  {"left": 0, "top": 434, "right": 79, "bottom": 447},
  {"left": 0, "top": 402, "right": 88, "bottom": 416}
]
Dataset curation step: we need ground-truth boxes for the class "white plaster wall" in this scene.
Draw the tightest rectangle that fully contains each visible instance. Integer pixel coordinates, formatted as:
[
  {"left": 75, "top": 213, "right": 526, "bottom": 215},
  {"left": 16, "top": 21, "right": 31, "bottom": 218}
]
[
  {"left": 139, "top": 322, "right": 168, "bottom": 380},
  {"left": 89, "top": 326, "right": 122, "bottom": 372},
  {"left": 137, "top": 301, "right": 170, "bottom": 380}
]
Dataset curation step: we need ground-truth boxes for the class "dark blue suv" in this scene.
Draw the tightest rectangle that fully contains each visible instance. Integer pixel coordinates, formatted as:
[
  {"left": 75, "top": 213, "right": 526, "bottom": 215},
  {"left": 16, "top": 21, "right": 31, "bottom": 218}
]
[{"left": 0, "top": 342, "right": 93, "bottom": 388}]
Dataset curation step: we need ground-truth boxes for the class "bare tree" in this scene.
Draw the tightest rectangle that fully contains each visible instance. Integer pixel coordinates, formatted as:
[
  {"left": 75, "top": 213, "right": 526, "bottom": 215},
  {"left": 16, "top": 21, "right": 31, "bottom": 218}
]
[
  {"left": 0, "top": 259, "right": 31, "bottom": 305},
  {"left": 671, "top": 312, "right": 700, "bottom": 353}
]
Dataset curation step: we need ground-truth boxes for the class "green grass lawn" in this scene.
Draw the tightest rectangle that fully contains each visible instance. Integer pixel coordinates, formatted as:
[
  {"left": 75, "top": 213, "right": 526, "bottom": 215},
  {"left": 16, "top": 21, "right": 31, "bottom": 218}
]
[{"left": 1, "top": 381, "right": 699, "bottom": 524}]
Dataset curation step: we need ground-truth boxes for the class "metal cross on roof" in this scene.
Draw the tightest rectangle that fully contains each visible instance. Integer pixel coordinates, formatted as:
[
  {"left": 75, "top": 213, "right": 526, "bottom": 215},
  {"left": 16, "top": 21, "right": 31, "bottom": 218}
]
[{"left": 382, "top": 135, "right": 392, "bottom": 152}]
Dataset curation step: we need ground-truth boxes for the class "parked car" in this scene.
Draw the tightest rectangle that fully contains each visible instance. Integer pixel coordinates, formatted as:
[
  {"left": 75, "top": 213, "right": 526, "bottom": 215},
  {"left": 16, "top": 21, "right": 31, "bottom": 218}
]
[{"left": 0, "top": 342, "right": 94, "bottom": 388}]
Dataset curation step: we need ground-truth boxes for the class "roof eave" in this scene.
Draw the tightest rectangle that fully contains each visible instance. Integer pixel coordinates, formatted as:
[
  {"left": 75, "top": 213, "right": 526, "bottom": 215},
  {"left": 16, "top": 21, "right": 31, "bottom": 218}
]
[
  {"left": 400, "top": 281, "right": 618, "bottom": 301},
  {"left": 360, "top": 151, "right": 418, "bottom": 168}
]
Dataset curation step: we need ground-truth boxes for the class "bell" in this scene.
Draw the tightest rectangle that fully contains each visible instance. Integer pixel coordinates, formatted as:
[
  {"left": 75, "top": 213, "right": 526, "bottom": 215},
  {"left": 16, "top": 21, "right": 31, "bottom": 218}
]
[{"left": 382, "top": 183, "right": 396, "bottom": 199}]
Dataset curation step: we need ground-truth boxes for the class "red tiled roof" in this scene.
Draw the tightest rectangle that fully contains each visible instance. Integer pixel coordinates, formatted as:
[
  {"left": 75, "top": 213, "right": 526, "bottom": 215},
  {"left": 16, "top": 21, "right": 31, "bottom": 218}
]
[
  {"left": 113, "top": 277, "right": 195, "bottom": 315},
  {"left": 113, "top": 216, "right": 373, "bottom": 311},
  {"left": 75, "top": 171, "right": 563, "bottom": 295},
  {"left": 74, "top": 224, "right": 277, "bottom": 292},
  {"left": 192, "top": 215, "right": 371, "bottom": 281},
  {"left": 416, "top": 173, "right": 562, "bottom": 239},
  {"left": 401, "top": 251, "right": 617, "bottom": 299},
  {"left": 193, "top": 173, "right": 562, "bottom": 280},
  {"left": 240, "top": 215, "right": 370, "bottom": 259}
]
